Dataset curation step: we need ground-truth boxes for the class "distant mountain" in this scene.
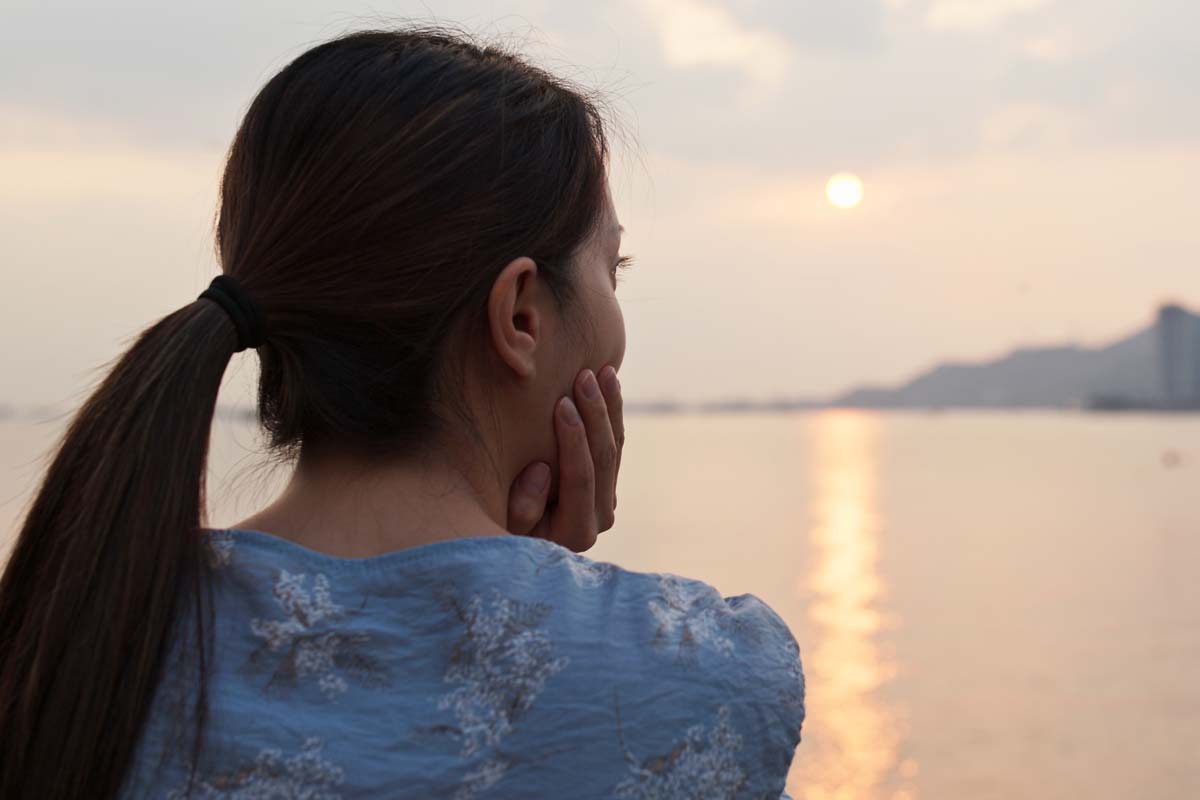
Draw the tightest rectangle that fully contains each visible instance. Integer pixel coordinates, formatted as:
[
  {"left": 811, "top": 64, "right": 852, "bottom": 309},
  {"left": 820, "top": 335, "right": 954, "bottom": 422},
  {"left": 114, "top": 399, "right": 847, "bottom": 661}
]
[{"left": 834, "top": 324, "right": 1163, "bottom": 409}]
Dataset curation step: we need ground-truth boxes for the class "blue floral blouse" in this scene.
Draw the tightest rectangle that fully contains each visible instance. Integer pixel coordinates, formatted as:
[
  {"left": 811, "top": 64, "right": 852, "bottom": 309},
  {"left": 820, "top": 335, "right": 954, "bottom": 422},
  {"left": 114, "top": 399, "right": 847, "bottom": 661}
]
[{"left": 119, "top": 528, "right": 806, "bottom": 799}]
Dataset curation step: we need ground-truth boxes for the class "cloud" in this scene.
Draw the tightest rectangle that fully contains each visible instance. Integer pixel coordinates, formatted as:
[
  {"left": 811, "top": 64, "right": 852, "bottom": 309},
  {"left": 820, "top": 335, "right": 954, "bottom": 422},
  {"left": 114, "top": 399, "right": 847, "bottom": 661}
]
[
  {"left": 638, "top": 0, "right": 795, "bottom": 89},
  {"left": 980, "top": 102, "right": 1079, "bottom": 149},
  {"left": 1022, "top": 34, "right": 1075, "bottom": 62},
  {"left": 0, "top": 105, "right": 220, "bottom": 203},
  {"left": 925, "top": 0, "right": 1050, "bottom": 32}
]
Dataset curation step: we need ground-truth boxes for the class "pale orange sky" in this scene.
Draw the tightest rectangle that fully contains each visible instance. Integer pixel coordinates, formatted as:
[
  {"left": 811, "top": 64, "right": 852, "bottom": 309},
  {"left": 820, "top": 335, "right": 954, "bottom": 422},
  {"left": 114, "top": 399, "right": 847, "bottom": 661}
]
[{"left": 3, "top": 0, "right": 1199, "bottom": 407}]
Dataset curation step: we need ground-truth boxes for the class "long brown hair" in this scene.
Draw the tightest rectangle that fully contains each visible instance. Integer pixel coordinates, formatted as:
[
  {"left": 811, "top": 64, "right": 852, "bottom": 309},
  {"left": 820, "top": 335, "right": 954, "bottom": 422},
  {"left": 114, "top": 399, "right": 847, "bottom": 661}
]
[{"left": 0, "top": 24, "right": 616, "bottom": 799}]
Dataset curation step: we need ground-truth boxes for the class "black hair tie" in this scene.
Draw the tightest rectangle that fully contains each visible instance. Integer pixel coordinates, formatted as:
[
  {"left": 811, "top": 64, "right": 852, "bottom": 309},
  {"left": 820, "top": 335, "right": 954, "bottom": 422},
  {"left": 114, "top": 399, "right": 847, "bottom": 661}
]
[{"left": 197, "top": 274, "right": 267, "bottom": 352}]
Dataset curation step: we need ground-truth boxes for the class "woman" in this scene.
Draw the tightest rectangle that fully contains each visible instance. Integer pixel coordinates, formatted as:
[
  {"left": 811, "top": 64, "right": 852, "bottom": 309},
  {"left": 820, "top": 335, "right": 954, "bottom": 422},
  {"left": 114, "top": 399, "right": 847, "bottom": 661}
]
[{"left": 0, "top": 26, "right": 804, "bottom": 799}]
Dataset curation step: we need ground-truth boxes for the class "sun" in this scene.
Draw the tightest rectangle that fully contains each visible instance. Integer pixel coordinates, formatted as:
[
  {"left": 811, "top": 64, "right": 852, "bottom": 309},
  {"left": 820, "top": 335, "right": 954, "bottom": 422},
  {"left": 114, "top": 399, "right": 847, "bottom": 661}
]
[{"left": 826, "top": 173, "right": 864, "bottom": 209}]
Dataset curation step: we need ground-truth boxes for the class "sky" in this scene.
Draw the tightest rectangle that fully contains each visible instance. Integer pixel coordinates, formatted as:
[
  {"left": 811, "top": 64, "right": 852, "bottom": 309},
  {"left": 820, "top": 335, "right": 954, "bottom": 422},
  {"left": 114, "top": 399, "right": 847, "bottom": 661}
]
[{"left": 3, "top": 0, "right": 1199, "bottom": 408}]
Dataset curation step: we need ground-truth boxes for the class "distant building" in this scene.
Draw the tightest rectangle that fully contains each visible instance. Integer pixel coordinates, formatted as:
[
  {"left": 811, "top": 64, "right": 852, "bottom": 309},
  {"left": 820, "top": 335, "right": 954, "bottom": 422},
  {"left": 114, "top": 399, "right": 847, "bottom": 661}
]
[{"left": 1157, "top": 304, "right": 1200, "bottom": 407}]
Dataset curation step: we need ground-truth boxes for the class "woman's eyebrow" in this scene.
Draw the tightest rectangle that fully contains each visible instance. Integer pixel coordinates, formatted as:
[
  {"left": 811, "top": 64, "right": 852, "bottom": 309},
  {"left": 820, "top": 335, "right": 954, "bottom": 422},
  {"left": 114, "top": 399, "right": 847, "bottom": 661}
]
[{"left": 609, "top": 223, "right": 624, "bottom": 255}]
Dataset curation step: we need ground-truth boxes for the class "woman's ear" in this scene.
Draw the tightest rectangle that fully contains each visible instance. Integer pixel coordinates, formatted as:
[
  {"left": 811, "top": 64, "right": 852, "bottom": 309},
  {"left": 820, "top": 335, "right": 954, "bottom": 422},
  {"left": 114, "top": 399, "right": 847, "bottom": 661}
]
[{"left": 487, "top": 256, "right": 541, "bottom": 380}]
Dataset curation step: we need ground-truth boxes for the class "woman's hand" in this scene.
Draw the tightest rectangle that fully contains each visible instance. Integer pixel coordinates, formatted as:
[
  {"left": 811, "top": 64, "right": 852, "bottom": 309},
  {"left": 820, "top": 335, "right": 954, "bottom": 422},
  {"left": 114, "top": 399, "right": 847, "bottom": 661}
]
[{"left": 506, "top": 365, "right": 624, "bottom": 552}]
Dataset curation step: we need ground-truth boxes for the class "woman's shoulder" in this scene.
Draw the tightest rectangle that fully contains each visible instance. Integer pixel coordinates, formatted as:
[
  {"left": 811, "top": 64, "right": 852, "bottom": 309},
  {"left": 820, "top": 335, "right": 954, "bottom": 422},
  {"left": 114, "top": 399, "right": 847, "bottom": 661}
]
[
  {"left": 485, "top": 538, "right": 807, "bottom": 734},
  {"left": 203, "top": 528, "right": 803, "bottom": 680},
  {"left": 528, "top": 537, "right": 802, "bottom": 650},
  {"left": 522, "top": 543, "right": 807, "bottom": 795},
  {"left": 203, "top": 529, "right": 802, "bottom": 706},
  {"left": 162, "top": 529, "right": 805, "bottom": 798}
]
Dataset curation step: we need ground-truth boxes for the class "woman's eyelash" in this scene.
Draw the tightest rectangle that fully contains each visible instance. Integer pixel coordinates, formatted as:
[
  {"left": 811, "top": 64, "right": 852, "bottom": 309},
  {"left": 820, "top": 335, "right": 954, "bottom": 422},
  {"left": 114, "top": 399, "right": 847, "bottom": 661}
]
[{"left": 613, "top": 254, "right": 635, "bottom": 282}]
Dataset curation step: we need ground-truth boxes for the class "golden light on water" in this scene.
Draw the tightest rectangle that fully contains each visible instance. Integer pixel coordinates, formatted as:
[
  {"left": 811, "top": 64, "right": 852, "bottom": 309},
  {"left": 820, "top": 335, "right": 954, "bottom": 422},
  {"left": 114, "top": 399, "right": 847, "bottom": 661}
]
[
  {"left": 825, "top": 173, "right": 864, "bottom": 209},
  {"left": 791, "top": 411, "right": 907, "bottom": 800}
]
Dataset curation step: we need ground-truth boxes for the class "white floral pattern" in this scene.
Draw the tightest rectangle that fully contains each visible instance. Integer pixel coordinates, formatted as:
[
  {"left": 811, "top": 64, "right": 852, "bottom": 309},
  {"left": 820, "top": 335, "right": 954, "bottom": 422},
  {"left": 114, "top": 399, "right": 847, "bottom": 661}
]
[
  {"left": 649, "top": 574, "right": 738, "bottom": 660},
  {"left": 613, "top": 705, "right": 747, "bottom": 799},
  {"left": 537, "top": 546, "right": 619, "bottom": 587},
  {"left": 563, "top": 554, "right": 618, "bottom": 587},
  {"left": 436, "top": 588, "right": 569, "bottom": 799},
  {"left": 206, "top": 529, "right": 235, "bottom": 568},
  {"left": 456, "top": 757, "right": 508, "bottom": 799},
  {"left": 166, "top": 736, "right": 344, "bottom": 799},
  {"left": 248, "top": 570, "right": 381, "bottom": 699}
]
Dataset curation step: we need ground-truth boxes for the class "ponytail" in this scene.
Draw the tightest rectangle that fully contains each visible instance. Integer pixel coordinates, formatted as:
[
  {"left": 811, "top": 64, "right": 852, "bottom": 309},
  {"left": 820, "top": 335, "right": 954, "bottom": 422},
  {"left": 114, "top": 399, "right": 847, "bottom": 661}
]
[{"left": 0, "top": 298, "right": 240, "bottom": 799}]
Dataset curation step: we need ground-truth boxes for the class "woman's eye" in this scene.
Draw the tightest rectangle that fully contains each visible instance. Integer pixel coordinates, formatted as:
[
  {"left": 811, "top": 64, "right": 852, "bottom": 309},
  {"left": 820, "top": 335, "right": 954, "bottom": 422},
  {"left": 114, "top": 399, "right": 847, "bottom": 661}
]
[{"left": 612, "top": 254, "right": 635, "bottom": 285}]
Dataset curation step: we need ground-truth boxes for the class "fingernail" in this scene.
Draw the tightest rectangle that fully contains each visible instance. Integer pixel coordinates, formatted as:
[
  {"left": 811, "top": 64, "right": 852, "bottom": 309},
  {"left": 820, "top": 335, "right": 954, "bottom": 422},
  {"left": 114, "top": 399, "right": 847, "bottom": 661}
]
[
  {"left": 605, "top": 369, "right": 621, "bottom": 394},
  {"left": 560, "top": 396, "right": 582, "bottom": 425},
  {"left": 582, "top": 370, "right": 600, "bottom": 399},
  {"left": 521, "top": 462, "right": 551, "bottom": 493}
]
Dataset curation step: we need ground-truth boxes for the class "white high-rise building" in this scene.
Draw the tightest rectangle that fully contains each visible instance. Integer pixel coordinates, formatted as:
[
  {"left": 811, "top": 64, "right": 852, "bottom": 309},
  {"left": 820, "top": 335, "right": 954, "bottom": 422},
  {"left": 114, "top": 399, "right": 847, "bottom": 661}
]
[{"left": 1157, "top": 304, "right": 1200, "bottom": 406}]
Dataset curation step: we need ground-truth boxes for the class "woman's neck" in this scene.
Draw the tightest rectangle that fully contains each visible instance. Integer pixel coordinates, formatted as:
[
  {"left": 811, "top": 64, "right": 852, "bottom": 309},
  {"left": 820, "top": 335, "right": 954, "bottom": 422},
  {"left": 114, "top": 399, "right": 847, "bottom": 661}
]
[{"left": 228, "top": 444, "right": 511, "bottom": 558}]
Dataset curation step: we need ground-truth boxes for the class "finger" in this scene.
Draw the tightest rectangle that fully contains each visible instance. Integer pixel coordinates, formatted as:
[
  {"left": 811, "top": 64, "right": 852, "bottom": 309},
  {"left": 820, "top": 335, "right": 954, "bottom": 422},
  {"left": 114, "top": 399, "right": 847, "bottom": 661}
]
[
  {"left": 506, "top": 461, "right": 550, "bottom": 536},
  {"left": 599, "top": 365, "right": 624, "bottom": 510},
  {"left": 551, "top": 395, "right": 598, "bottom": 552},
  {"left": 574, "top": 368, "right": 617, "bottom": 531}
]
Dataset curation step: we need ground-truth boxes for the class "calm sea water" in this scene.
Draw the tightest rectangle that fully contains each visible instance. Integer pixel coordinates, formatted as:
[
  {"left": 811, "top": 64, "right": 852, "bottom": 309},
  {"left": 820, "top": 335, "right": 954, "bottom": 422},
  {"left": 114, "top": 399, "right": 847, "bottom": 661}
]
[{"left": 3, "top": 410, "right": 1199, "bottom": 799}]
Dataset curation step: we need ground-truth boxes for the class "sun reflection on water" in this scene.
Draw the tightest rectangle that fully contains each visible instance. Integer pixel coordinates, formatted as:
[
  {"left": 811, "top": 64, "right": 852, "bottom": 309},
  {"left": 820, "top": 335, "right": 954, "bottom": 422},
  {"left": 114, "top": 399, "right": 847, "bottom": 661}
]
[{"left": 789, "top": 412, "right": 908, "bottom": 800}]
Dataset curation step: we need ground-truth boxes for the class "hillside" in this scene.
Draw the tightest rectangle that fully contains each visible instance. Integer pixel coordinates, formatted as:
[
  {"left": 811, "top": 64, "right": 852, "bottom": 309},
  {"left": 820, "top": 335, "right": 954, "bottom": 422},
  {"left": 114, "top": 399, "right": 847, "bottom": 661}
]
[{"left": 835, "top": 326, "right": 1160, "bottom": 409}]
